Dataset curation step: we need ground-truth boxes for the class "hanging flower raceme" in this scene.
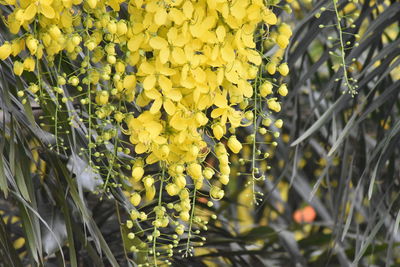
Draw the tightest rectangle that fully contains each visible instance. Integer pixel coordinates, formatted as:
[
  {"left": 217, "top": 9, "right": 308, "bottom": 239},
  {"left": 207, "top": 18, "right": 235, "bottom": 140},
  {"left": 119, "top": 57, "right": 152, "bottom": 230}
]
[{"left": 0, "top": 0, "right": 291, "bottom": 264}]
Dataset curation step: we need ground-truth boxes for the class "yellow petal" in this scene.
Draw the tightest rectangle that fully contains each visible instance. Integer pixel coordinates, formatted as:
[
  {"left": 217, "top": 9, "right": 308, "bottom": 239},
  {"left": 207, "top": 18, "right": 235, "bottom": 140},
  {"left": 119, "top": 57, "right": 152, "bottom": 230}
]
[
  {"left": 159, "top": 47, "right": 170, "bottom": 64},
  {"left": 149, "top": 36, "right": 168, "bottom": 50},
  {"left": 163, "top": 99, "right": 176, "bottom": 115},
  {"left": 135, "top": 143, "right": 147, "bottom": 154},
  {"left": 154, "top": 8, "right": 167, "bottom": 25},
  {"left": 39, "top": 4, "right": 55, "bottom": 19},
  {"left": 123, "top": 75, "right": 136, "bottom": 89},
  {"left": 221, "top": 44, "right": 235, "bottom": 63},
  {"left": 166, "top": 89, "right": 182, "bottom": 102},
  {"left": 127, "top": 34, "right": 144, "bottom": 52},
  {"left": 150, "top": 98, "right": 163, "bottom": 114},
  {"left": 214, "top": 93, "right": 227, "bottom": 107},
  {"left": 172, "top": 47, "right": 186, "bottom": 65},
  {"left": 216, "top": 25, "right": 226, "bottom": 43},
  {"left": 211, "top": 108, "right": 225, "bottom": 118},
  {"left": 23, "top": 4, "right": 37, "bottom": 21},
  {"left": 158, "top": 76, "right": 172, "bottom": 92},
  {"left": 263, "top": 9, "right": 277, "bottom": 25},
  {"left": 143, "top": 74, "right": 156, "bottom": 90},
  {"left": 246, "top": 49, "right": 262, "bottom": 65},
  {"left": 144, "top": 89, "right": 162, "bottom": 99}
]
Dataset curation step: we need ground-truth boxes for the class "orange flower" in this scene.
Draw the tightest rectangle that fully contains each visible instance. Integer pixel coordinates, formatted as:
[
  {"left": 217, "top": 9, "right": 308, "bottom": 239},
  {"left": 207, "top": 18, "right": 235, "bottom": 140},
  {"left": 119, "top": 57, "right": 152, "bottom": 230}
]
[{"left": 293, "top": 205, "right": 316, "bottom": 223}]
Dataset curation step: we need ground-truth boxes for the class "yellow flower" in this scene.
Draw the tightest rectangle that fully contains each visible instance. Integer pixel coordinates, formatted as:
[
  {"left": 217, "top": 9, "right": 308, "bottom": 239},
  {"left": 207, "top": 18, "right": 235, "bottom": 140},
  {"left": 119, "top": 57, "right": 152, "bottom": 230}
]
[
  {"left": 211, "top": 92, "right": 243, "bottom": 128},
  {"left": 23, "top": 0, "right": 55, "bottom": 22}
]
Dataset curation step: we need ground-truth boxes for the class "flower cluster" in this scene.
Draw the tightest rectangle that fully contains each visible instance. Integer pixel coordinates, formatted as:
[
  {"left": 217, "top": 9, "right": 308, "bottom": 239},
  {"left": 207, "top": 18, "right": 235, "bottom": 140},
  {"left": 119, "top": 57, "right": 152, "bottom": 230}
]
[{"left": 0, "top": 0, "right": 290, "bottom": 264}]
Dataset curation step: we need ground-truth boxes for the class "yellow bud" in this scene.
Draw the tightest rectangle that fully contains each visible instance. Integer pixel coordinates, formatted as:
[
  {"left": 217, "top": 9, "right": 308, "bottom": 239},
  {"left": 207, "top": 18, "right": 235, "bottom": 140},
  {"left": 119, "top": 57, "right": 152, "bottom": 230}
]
[
  {"left": 262, "top": 118, "right": 272, "bottom": 126},
  {"left": 13, "top": 61, "right": 24, "bottom": 76},
  {"left": 96, "top": 90, "right": 109, "bottom": 105},
  {"left": 175, "top": 225, "right": 184, "bottom": 235},
  {"left": 28, "top": 84, "right": 39, "bottom": 94},
  {"left": 189, "top": 144, "right": 199, "bottom": 157},
  {"left": 174, "top": 175, "right": 186, "bottom": 189},
  {"left": 215, "top": 142, "right": 227, "bottom": 156},
  {"left": 117, "top": 21, "right": 128, "bottom": 35},
  {"left": 115, "top": 61, "right": 126, "bottom": 73},
  {"left": 87, "top": 0, "right": 97, "bottom": 9},
  {"left": 107, "top": 21, "right": 117, "bottom": 34},
  {"left": 260, "top": 81, "right": 273, "bottom": 97},
  {"left": 130, "top": 192, "right": 141, "bottom": 206},
  {"left": 166, "top": 183, "right": 179, "bottom": 196},
  {"left": 278, "top": 63, "right": 289, "bottom": 76},
  {"left": 114, "top": 112, "right": 124, "bottom": 122},
  {"left": 175, "top": 164, "right": 184, "bottom": 174},
  {"left": 276, "top": 35, "right": 289, "bottom": 49},
  {"left": 210, "top": 186, "right": 224, "bottom": 200},
  {"left": 195, "top": 112, "right": 208, "bottom": 125},
  {"left": 159, "top": 144, "right": 170, "bottom": 159},
  {"left": 274, "top": 119, "right": 283, "bottom": 128},
  {"left": 130, "top": 210, "right": 139, "bottom": 220},
  {"left": 220, "top": 165, "right": 230, "bottom": 175},
  {"left": 212, "top": 124, "right": 224, "bottom": 140},
  {"left": 26, "top": 37, "right": 38, "bottom": 55},
  {"left": 107, "top": 55, "right": 116, "bottom": 64},
  {"left": 127, "top": 233, "right": 135, "bottom": 239},
  {"left": 227, "top": 135, "right": 242, "bottom": 154},
  {"left": 143, "top": 176, "right": 154, "bottom": 188},
  {"left": 278, "top": 84, "right": 288, "bottom": 96},
  {"left": 57, "top": 76, "right": 66, "bottom": 85},
  {"left": 0, "top": 42, "right": 12, "bottom": 60},
  {"left": 49, "top": 26, "right": 61, "bottom": 40},
  {"left": 266, "top": 62, "right": 276, "bottom": 75},
  {"left": 180, "top": 211, "right": 190, "bottom": 222},
  {"left": 23, "top": 57, "right": 35, "bottom": 72},
  {"left": 267, "top": 99, "right": 281, "bottom": 112},
  {"left": 278, "top": 23, "right": 293, "bottom": 38},
  {"left": 187, "top": 163, "right": 202, "bottom": 179},
  {"left": 219, "top": 175, "right": 229, "bottom": 185},
  {"left": 131, "top": 166, "right": 144, "bottom": 182},
  {"left": 203, "top": 167, "right": 214, "bottom": 179},
  {"left": 68, "top": 76, "right": 79, "bottom": 86},
  {"left": 126, "top": 220, "right": 133, "bottom": 229},
  {"left": 218, "top": 154, "right": 229, "bottom": 165}
]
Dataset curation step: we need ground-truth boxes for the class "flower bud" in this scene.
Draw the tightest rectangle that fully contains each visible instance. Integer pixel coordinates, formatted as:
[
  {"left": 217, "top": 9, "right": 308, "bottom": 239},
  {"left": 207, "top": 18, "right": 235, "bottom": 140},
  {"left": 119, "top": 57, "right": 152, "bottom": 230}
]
[
  {"left": 227, "top": 135, "right": 242, "bottom": 154},
  {"left": 266, "top": 62, "right": 276, "bottom": 75},
  {"left": 203, "top": 167, "right": 214, "bottom": 179},
  {"left": 130, "top": 192, "right": 141, "bottom": 206},
  {"left": 23, "top": 57, "right": 35, "bottom": 72},
  {"left": 219, "top": 175, "right": 229, "bottom": 185},
  {"left": 212, "top": 123, "right": 224, "bottom": 140},
  {"left": 274, "top": 119, "right": 283, "bottom": 128},
  {"left": 278, "top": 84, "right": 288, "bottom": 96},
  {"left": 187, "top": 163, "right": 202, "bottom": 179},
  {"left": 13, "top": 61, "right": 24, "bottom": 76},
  {"left": 278, "top": 63, "right": 289, "bottom": 76},
  {"left": 166, "top": 183, "right": 179, "bottom": 196}
]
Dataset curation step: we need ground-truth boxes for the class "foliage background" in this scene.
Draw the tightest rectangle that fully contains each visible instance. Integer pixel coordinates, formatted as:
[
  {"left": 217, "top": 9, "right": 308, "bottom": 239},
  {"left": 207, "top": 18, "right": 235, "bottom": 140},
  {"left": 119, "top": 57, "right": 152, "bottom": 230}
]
[{"left": 1, "top": 0, "right": 400, "bottom": 266}]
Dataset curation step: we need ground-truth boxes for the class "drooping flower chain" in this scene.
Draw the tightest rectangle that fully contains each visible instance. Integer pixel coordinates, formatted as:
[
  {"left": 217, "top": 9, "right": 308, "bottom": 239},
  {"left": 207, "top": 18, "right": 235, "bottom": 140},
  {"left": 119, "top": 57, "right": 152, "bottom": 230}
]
[{"left": 0, "top": 0, "right": 291, "bottom": 265}]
